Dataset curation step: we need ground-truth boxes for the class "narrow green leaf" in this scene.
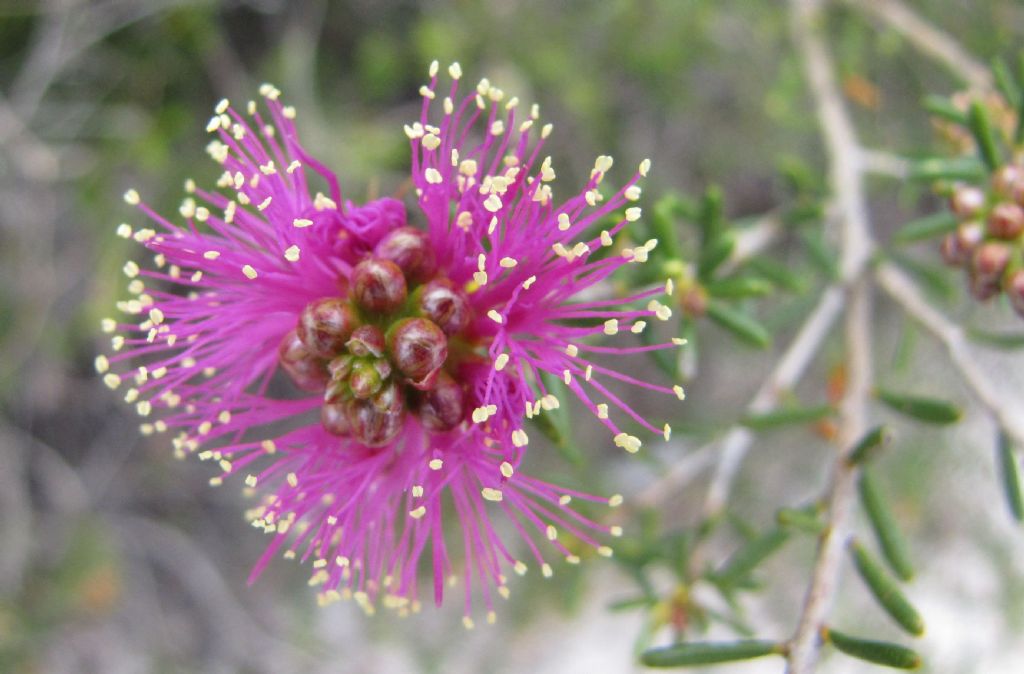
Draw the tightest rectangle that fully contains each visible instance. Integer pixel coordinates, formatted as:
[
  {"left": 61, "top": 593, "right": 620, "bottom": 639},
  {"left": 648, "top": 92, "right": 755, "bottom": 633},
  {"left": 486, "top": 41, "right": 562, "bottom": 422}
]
[
  {"left": 993, "top": 58, "right": 1022, "bottom": 108},
  {"left": 699, "top": 185, "right": 726, "bottom": 243},
  {"left": 848, "top": 425, "right": 891, "bottom": 465},
  {"left": 739, "top": 404, "right": 834, "bottom": 430},
  {"left": 641, "top": 640, "right": 781, "bottom": 667},
  {"left": 966, "top": 328, "right": 1024, "bottom": 350},
  {"left": 849, "top": 540, "right": 925, "bottom": 636},
  {"left": 705, "top": 299, "right": 772, "bottom": 349},
  {"left": 967, "top": 99, "right": 1002, "bottom": 170},
  {"left": 906, "top": 157, "right": 987, "bottom": 182},
  {"left": 875, "top": 388, "right": 962, "bottom": 424},
  {"left": 922, "top": 94, "right": 968, "bottom": 125},
  {"left": 711, "top": 528, "right": 790, "bottom": 586},
  {"left": 859, "top": 470, "right": 914, "bottom": 581},
  {"left": 776, "top": 506, "right": 826, "bottom": 534},
  {"left": 888, "top": 251, "right": 957, "bottom": 302},
  {"left": 824, "top": 628, "right": 922, "bottom": 669},
  {"left": 996, "top": 430, "right": 1024, "bottom": 522},
  {"left": 1017, "top": 52, "right": 1024, "bottom": 144},
  {"left": 799, "top": 229, "right": 839, "bottom": 280},
  {"left": 649, "top": 196, "right": 684, "bottom": 260},
  {"left": 747, "top": 256, "right": 808, "bottom": 293},
  {"left": 892, "top": 211, "right": 959, "bottom": 244},
  {"left": 704, "top": 275, "right": 774, "bottom": 299},
  {"left": 698, "top": 232, "right": 735, "bottom": 280}
]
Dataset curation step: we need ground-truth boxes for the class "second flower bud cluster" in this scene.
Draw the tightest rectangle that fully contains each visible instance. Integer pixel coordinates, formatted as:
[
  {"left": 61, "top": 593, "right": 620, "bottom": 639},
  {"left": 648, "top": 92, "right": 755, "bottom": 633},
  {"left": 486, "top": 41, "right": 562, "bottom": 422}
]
[
  {"left": 277, "top": 225, "right": 474, "bottom": 446},
  {"left": 941, "top": 163, "right": 1024, "bottom": 317}
]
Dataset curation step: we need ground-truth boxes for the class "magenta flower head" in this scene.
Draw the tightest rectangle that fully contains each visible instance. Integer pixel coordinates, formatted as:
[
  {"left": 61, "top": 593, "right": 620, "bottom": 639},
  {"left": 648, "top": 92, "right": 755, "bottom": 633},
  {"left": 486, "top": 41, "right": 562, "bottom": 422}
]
[{"left": 98, "top": 63, "right": 684, "bottom": 625}]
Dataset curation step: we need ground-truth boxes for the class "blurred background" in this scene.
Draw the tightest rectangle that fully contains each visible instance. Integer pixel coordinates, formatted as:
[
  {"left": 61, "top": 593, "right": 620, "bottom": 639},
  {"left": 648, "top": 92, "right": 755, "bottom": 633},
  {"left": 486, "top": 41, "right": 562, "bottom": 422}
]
[{"left": 2, "top": 0, "right": 1024, "bottom": 672}]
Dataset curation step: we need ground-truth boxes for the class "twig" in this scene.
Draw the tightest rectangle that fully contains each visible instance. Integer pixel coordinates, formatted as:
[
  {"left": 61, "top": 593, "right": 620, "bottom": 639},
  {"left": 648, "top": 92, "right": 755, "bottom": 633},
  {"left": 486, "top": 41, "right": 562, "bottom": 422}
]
[
  {"left": 787, "top": 0, "right": 876, "bottom": 670},
  {"left": 702, "top": 284, "right": 846, "bottom": 516},
  {"left": 847, "top": 0, "right": 992, "bottom": 91},
  {"left": 720, "top": 212, "right": 785, "bottom": 276},
  {"left": 876, "top": 262, "right": 1024, "bottom": 445}
]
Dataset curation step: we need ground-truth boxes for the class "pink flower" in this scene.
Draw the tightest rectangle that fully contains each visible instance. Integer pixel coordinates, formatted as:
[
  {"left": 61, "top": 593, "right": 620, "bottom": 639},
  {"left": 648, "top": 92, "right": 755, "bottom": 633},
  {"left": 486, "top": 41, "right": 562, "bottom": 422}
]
[{"left": 99, "top": 65, "right": 683, "bottom": 624}]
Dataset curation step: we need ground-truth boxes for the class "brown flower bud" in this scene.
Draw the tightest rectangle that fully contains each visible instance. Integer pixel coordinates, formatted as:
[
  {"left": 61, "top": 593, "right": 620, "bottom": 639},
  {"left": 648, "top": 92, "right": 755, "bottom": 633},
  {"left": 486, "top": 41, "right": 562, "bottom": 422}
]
[
  {"left": 988, "top": 202, "right": 1024, "bottom": 240},
  {"left": 346, "top": 324, "right": 386, "bottom": 358},
  {"left": 416, "top": 370, "right": 465, "bottom": 431},
  {"left": 297, "top": 298, "right": 359, "bottom": 358},
  {"left": 351, "top": 258, "right": 408, "bottom": 314},
  {"left": 1005, "top": 268, "right": 1024, "bottom": 318},
  {"left": 349, "top": 359, "right": 384, "bottom": 399},
  {"left": 374, "top": 226, "right": 438, "bottom": 284},
  {"left": 680, "top": 286, "right": 708, "bottom": 318},
  {"left": 321, "top": 401, "right": 351, "bottom": 436},
  {"left": 993, "top": 164, "right": 1024, "bottom": 197},
  {"left": 418, "top": 279, "right": 472, "bottom": 336},
  {"left": 345, "top": 379, "right": 405, "bottom": 446},
  {"left": 949, "top": 185, "right": 986, "bottom": 219},
  {"left": 940, "top": 234, "right": 963, "bottom": 267},
  {"left": 970, "top": 242, "right": 1011, "bottom": 300},
  {"left": 278, "top": 329, "right": 329, "bottom": 391},
  {"left": 387, "top": 317, "right": 448, "bottom": 387}
]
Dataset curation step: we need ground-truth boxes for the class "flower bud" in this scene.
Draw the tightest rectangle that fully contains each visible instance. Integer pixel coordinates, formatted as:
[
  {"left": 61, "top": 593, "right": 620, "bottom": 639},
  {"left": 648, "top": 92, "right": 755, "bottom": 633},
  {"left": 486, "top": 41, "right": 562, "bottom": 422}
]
[
  {"left": 954, "top": 220, "right": 984, "bottom": 256},
  {"left": 346, "top": 324, "right": 386, "bottom": 358},
  {"left": 987, "top": 202, "right": 1024, "bottom": 240},
  {"left": 349, "top": 360, "right": 383, "bottom": 399},
  {"left": 993, "top": 164, "right": 1024, "bottom": 197},
  {"left": 327, "top": 354, "right": 353, "bottom": 380},
  {"left": 387, "top": 317, "right": 448, "bottom": 387},
  {"left": 374, "top": 226, "right": 438, "bottom": 284},
  {"left": 970, "top": 241, "right": 1010, "bottom": 300},
  {"left": 416, "top": 370, "right": 465, "bottom": 431},
  {"left": 1004, "top": 268, "right": 1024, "bottom": 318},
  {"left": 351, "top": 258, "right": 407, "bottom": 314},
  {"left": 297, "top": 298, "right": 359, "bottom": 358},
  {"left": 680, "top": 286, "right": 708, "bottom": 318},
  {"left": 949, "top": 185, "right": 986, "bottom": 219},
  {"left": 278, "top": 329, "right": 328, "bottom": 391},
  {"left": 418, "top": 279, "right": 471, "bottom": 336},
  {"left": 346, "top": 379, "right": 405, "bottom": 446},
  {"left": 321, "top": 401, "right": 351, "bottom": 436}
]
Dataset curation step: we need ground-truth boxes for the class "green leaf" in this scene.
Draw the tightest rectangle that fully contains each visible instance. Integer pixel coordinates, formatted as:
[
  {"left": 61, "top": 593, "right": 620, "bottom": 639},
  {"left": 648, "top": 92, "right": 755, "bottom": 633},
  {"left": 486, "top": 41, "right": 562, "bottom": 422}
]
[
  {"left": 966, "top": 328, "right": 1024, "bottom": 350},
  {"left": 705, "top": 299, "right": 772, "bottom": 349},
  {"left": 697, "top": 232, "right": 735, "bottom": 280},
  {"left": 641, "top": 640, "right": 781, "bottom": 667},
  {"left": 739, "top": 404, "right": 834, "bottom": 430},
  {"left": 967, "top": 100, "right": 1002, "bottom": 170},
  {"left": 703, "top": 275, "right": 775, "bottom": 299},
  {"left": 649, "top": 195, "right": 685, "bottom": 260},
  {"left": 892, "top": 211, "right": 959, "bottom": 244},
  {"left": 996, "top": 430, "right": 1024, "bottom": 522},
  {"left": 824, "top": 628, "right": 922, "bottom": 669},
  {"left": 776, "top": 506, "right": 826, "bottom": 534},
  {"left": 849, "top": 540, "right": 925, "bottom": 636},
  {"left": 747, "top": 256, "right": 809, "bottom": 293},
  {"left": 698, "top": 185, "right": 726, "bottom": 243},
  {"left": 848, "top": 425, "right": 891, "bottom": 465},
  {"left": 799, "top": 228, "right": 839, "bottom": 280},
  {"left": 906, "top": 157, "right": 987, "bottom": 182},
  {"left": 711, "top": 528, "right": 790, "bottom": 586},
  {"left": 993, "top": 57, "right": 1022, "bottom": 108},
  {"left": 875, "top": 388, "right": 962, "bottom": 424},
  {"left": 922, "top": 94, "right": 968, "bottom": 125},
  {"left": 859, "top": 470, "right": 915, "bottom": 581}
]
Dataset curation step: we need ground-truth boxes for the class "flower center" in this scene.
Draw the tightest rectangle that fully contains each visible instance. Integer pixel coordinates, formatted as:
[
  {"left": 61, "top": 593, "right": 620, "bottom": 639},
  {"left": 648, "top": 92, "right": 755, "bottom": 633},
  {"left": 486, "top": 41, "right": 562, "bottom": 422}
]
[{"left": 277, "top": 227, "right": 473, "bottom": 446}]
